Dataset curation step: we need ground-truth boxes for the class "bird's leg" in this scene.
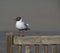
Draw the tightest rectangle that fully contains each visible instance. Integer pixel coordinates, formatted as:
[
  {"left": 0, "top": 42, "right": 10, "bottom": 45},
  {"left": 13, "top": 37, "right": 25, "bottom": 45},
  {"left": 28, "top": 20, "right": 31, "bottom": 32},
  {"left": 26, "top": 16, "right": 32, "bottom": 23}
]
[{"left": 18, "top": 31, "right": 24, "bottom": 36}]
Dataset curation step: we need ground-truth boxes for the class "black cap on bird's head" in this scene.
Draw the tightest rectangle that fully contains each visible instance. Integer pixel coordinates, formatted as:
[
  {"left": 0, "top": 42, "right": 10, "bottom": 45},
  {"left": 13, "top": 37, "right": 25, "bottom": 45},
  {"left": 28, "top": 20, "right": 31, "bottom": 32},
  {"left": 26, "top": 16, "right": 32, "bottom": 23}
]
[{"left": 16, "top": 17, "right": 21, "bottom": 21}]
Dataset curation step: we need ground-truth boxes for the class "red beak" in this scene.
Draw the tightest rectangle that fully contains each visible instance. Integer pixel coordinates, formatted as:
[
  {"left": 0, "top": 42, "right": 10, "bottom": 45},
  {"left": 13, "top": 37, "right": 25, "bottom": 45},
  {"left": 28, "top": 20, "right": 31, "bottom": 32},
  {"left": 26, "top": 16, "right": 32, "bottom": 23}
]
[
  {"left": 12, "top": 17, "right": 16, "bottom": 21},
  {"left": 12, "top": 17, "right": 16, "bottom": 22}
]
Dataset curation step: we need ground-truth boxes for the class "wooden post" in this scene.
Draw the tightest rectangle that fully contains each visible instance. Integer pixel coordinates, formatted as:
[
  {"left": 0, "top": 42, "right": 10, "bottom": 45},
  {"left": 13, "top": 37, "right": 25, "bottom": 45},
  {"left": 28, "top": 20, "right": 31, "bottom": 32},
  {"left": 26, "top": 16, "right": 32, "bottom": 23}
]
[
  {"left": 25, "top": 44, "right": 30, "bottom": 53},
  {"left": 17, "top": 34, "right": 24, "bottom": 53},
  {"left": 17, "top": 44, "right": 22, "bottom": 53},
  {"left": 34, "top": 44, "right": 39, "bottom": 53},
  {"left": 43, "top": 44, "right": 48, "bottom": 53},
  {"left": 6, "top": 32, "right": 13, "bottom": 53},
  {"left": 51, "top": 44, "right": 57, "bottom": 53}
]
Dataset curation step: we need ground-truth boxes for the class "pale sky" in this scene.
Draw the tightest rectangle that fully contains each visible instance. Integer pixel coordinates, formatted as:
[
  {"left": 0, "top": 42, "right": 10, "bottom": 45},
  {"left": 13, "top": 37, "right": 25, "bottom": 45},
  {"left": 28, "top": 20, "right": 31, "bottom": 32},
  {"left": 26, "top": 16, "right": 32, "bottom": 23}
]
[{"left": 0, "top": 0, "right": 60, "bottom": 31}]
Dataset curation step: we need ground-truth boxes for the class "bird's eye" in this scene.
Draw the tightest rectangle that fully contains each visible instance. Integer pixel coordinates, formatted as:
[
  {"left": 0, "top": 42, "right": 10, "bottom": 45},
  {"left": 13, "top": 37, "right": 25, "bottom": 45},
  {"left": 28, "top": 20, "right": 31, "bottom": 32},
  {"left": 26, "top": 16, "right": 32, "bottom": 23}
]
[{"left": 16, "top": 17, "right": 21, "bottom": 21}]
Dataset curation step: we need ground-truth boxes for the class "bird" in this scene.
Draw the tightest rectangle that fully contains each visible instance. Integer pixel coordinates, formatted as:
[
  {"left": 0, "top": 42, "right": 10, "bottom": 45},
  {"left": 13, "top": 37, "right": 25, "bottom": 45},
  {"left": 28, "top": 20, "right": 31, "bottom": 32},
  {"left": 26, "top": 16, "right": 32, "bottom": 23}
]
[{"left": 15, "top": 17, "right": 30, "bottom": 36}]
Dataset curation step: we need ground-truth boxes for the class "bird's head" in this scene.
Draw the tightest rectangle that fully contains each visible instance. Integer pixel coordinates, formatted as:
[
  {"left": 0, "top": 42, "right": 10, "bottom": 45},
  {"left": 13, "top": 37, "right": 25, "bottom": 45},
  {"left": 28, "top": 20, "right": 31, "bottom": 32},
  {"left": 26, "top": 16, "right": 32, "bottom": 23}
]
[
  {"left": 12, "top": 16, "right": 22, "bottom": 21},
  {"left": 16, "top": 17, "right": 21, "bottom": 21}
]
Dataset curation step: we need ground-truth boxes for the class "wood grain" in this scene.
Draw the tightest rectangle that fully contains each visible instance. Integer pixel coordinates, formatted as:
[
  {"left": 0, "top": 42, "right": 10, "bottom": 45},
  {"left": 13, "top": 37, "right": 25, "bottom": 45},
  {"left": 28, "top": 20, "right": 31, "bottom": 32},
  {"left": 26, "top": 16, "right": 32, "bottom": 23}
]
[
  {"left": 34, "top": 44, "right": 39, "bottom": 53},
  {"left": 6, "top": 32, "right": 13, "bottom": 53},
  {"left": 43, "top": 44, "right": 48, "bottom": 53},
  {"left": 51, "top": 44, "right": 57, "bottom": 53},
  {"left": 14, "top": 36, "right": 60, "bottom": 44},
  {"left": 17, "top": 34, "right": 24, "bottom": 53},
  {"left": 25, "top": 44, "right": 30, "bottom": 53}
]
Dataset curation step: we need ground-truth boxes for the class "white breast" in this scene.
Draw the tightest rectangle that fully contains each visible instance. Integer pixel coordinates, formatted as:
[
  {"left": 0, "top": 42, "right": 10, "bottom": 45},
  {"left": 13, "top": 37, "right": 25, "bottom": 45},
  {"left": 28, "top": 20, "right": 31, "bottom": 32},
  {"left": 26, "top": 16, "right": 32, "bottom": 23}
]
[{"left": 16, "top": 21, "right": 26, "bottom": 29}]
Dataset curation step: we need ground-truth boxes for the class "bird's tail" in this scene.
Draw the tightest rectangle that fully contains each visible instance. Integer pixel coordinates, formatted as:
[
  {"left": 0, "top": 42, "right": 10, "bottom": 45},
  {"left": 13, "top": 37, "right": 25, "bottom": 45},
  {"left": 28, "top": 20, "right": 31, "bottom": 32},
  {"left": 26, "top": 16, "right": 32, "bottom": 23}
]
[
  {"left": 26, "top": 24, "right": 29, "bottom": 27},
  {"left": 26, "top": 24, "right": 31, "bottom": 30}
]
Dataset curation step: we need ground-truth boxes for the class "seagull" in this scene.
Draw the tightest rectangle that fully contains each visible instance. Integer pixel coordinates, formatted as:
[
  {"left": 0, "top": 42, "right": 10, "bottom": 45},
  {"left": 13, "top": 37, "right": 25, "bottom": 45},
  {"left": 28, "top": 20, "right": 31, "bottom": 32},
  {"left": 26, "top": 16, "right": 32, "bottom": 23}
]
[{"left": 14, "top": 17, "right": 30, "bottom": 36}]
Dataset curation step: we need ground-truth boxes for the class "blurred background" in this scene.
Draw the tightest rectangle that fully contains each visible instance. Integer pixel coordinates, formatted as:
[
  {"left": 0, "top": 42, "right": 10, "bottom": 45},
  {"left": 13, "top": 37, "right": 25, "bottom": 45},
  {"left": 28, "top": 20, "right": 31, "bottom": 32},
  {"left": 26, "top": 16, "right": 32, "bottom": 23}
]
[{"left": 0, "top": 0, "right": 60, "bottom": 32}]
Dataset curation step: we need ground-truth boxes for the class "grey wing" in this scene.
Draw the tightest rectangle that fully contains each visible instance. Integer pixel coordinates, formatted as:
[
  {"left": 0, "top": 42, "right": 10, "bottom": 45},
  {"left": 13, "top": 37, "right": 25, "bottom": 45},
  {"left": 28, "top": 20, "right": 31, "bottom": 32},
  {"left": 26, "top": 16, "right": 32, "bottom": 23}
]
[
  {"left": 24, "top": 23, "right": 28, "bottom": 28},
  {"left": 25, "top": 23, "right": 30, "bottom": 30}
]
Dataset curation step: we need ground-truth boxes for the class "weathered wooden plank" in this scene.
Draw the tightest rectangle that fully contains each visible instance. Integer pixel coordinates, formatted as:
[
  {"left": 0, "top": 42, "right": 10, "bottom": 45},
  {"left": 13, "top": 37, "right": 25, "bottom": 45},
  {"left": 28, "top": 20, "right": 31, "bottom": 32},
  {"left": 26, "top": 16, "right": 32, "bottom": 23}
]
[
  {"left": 6, "top": 32, "right": 13, "bottom": 53},
  {"left": 43, "top": 44, "right": 48, "bottom": 53},
  {"left": 51, "top": 44, "right": 57, "bottom": 53},
  {"left": 34, "top": 44, "right": 39, "bottom": 53},
  {"left": 14, "top": 36, "right": 60, "bottom": 44},
  {"left": 25, "top": 45, "right": 30, "bottom": 53}
]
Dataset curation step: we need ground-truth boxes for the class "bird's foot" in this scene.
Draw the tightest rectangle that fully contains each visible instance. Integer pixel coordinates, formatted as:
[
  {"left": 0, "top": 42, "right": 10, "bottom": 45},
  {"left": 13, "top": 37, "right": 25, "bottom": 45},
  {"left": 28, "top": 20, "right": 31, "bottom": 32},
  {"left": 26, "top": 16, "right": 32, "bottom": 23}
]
[{"left": 18, "top": 31, "right": 24, "bottom": 37}]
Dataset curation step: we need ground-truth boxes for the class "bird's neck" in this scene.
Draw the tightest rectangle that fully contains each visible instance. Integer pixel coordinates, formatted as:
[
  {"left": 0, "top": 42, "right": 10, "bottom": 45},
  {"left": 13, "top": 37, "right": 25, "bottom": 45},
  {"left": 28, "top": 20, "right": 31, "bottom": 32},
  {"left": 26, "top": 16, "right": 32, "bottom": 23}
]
[
  {"left": 16, "top": 19, "right": 23, "bottom": 23},
  {"left": 19, "top": 19, "right": 23, "bottom": 22}
]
